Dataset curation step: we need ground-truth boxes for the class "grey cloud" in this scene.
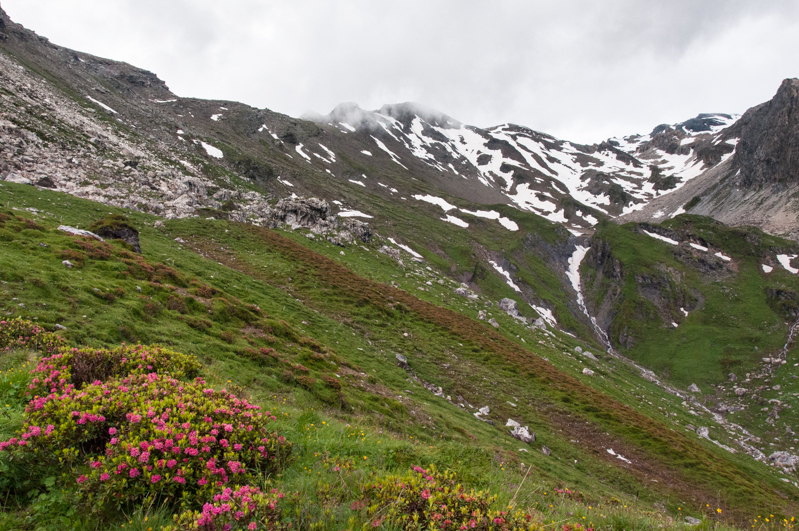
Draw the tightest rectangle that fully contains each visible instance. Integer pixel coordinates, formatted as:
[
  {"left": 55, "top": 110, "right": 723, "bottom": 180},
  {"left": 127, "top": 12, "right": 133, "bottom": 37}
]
[{"left": 3, "top": 0, "right": 799, "bottom": 143}]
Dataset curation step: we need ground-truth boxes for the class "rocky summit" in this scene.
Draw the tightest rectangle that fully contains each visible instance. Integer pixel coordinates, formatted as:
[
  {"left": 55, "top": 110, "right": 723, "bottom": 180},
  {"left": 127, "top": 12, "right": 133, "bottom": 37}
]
[{"left": 1, "top": 5, "right": 799, "bottom": 530}]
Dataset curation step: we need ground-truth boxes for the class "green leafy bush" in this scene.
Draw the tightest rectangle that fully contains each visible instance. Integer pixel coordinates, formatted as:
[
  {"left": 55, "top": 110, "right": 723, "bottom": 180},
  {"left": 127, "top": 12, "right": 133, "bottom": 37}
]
[
  {"left": 362, "top": 465, "right": 539, "bottom": 531},
  {"left": 3, "top": 372, "right": 293, "bottom": 511},
  {"left": 0, "top": 318, "right": 65, "bottom": 355}
]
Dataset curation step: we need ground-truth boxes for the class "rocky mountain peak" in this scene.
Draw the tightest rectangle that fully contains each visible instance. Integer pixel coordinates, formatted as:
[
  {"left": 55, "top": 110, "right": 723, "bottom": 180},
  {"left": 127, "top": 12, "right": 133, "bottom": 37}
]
[
  {"left": 732, "top": 77, "right": 799, "bottom": 187},
  {"left": 377, "top": 102, "right": 461, "bottom": 129}
]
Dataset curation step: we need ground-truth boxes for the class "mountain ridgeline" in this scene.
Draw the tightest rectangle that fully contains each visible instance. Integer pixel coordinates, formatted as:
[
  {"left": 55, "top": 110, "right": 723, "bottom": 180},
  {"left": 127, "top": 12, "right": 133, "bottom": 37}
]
[{"left": 3, "top": 4, "right": 799, "bottom": 528}]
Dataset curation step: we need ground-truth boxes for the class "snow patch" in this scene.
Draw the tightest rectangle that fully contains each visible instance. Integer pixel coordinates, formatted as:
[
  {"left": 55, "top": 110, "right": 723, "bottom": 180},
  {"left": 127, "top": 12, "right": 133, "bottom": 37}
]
[
  {"left": 643, "top": 230, "right": 678, "bottom": 245},
  {"left": 318, "top": 143, "right": 336, "bottom": 162},
  {"left": 388, "top": 237, "right": 423, "bottom": 259},
  {"left": 360, "top": 150, "right": 373, "bottom": 156},
  {"left": 372, "top": 136, "right": 408, "bottom": 169},
  {"left": 86, "top": 96, "right": 118, "bottom": 114},
  {"left": 338, "top": 210, "right": 373, "bottom": 219},
  {"left": 567, "top": 246, "right": 589, "bottom": 314},
  {"left": 532, "top": 306, "right": 557, "bottom": 328},
  {"left": 413, "top": 194, "right": 457, "bottom": 212},
  {"left": 762, "top": 264, "right": 774, "bottom": 273},
  {"left": 777, "top": 255, "right": 799, "bottom": 274},
  {"left": 488, "top": 260, "right": 521, "bottom": 293},
  {"left": 211, "top": 114, "right": 222, "bottom": 121},
  {"left": 715, "top": 252, "right": 732, "bottom": 262},
  {"left": 497, "top": 217, "right": 519, "bottom": 231},
  {"left": 295, "top": 144, "right": 312, "bottom": 162},
  {"left": 689, "top": 243, "right": 708, "bottom": 252},
  {"left": 348, "top": 180, "right": 366, "bottom": 188},
  {"left": 442, "top": 214, "right": 469, "bottom": 228},
  {"left": 200, "top": 142, "right": 223, "bottom": 159},
  {"left": 459, "top": 208, "right": 519, "bottom": 231}
]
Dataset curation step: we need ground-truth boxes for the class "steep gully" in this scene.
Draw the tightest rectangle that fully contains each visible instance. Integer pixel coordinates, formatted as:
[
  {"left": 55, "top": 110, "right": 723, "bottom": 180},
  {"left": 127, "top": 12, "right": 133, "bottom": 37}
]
[{"left": 565, "top": 247, "right": 799, "bottom": 468}]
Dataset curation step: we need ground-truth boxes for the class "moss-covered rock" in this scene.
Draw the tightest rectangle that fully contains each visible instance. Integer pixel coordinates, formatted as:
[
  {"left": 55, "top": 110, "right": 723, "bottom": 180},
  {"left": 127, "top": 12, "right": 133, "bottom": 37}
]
[{"left": 88, "top": 214, "right": 141, "bottom": 253}]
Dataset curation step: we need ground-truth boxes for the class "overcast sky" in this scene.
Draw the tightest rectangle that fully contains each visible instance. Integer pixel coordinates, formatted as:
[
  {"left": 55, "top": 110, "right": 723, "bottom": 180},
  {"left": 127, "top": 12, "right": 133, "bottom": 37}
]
[{"left": 3, "top": 1, "right": 799, "bottom": 143}]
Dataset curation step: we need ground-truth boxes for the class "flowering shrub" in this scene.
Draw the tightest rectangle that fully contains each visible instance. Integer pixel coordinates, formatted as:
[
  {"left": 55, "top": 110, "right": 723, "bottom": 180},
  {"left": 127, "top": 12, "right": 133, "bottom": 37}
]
[
  {"left": 0, "top": 318, "right": 65, "bottom": 354},
  {"left": 165, "top": 484, "right": 288, "bottom": 530},
  {"left": 28, "top": 343, "right": 202, "bottom": 395},
  {"left": 2, "top": 372, "right": 292, "bottom": 509},
  {"left": 362, "top": 465, "right": 538, "bottom": 531}
]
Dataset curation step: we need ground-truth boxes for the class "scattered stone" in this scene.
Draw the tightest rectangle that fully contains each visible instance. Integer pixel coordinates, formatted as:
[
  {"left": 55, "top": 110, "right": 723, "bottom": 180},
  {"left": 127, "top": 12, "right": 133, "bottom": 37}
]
[
  {"left": 378, "top": 246, "right": 402, "bottom": 263},
  {"left": 62, "top": 260, "right": 74, "bottom": 268},
  {"left": 687, "top": 383, "right": 701, "bottom": 393},
  {"left": 136, "top": 286, "right": 142, "bottom": 292},
  {"left": 769, "top": 451, "right": 799, "bottom": 469},
  {"left": 478, "top": 406, "right": 490, "bottom": 416},
  {"left": 531, "top": 317, "right": 547, "bottom": 330},
  {"left": 506, "top": 419, "right": 520, "bottom": 428},
  {"left": 582, "top": 368, "right": 594, "bottom": 376},
  {"left": 574, "top": 346, "right": 583, "bottom": 353},
  {"left": 154, "top": 220, "right": 164, "bottom": 228},
  {"left": 774, "top": 385, "right": 781, "bottom": 391},
  {"left": 685, "top": 516, "right": 701, "bottom": 526},
  {"left": 488, "top": 318, "right": 499, "bottom": 329},
  {"left": 54, "top": 324, "right": 67, "bottom": 330},
  {"left": 541, "top": 446, "right": 551, "bottom": 456},
  {"left": 728, "top": 373, "right": 737, "bottom": 382},
  {"left": 454, "top": 287, "right": 471, "bottom": 297},
  {"left": 58, "top": 225, "right": 103, "bottom": 241},
  {"left": 686, "top": 424, "right": 696, "bottom": 431},
  {"left": 174, "top": 237, "right": 185, "bottom": 243},
  {"left": 396, "top": 354, "right": 409, "bottom": 369},
  {"left": 734, "top": 388, "right": 747, "bottom": 396},
  {"left": 477, "top": 310, "right": 486, "bottom": 321},
  {"left": 696, "top": 427, "right": 709, "bottom": 439},
  {"left": 499, "top": 298, "right": 526, "bottom": 323},
  {"left": 510, "top": 425, "right": 535, "bottom": 444},
  {"left": 3, "top": 172, "right": 31, "bottom": 184},
  {"left": 582, "top": 351, "right": 598, "bottom": 361},
  {"left": 305, "top": 233, "right": 315, "bottom": 239}
]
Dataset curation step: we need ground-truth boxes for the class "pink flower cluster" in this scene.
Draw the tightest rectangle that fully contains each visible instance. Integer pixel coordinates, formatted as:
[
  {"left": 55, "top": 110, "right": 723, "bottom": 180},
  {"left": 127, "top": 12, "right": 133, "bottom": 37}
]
[
  {"left": 177, "top": 485, "right": 285, "bottom": 530},
  {"left": 2, "top": 371, "right": 293, "bottom": 509}
]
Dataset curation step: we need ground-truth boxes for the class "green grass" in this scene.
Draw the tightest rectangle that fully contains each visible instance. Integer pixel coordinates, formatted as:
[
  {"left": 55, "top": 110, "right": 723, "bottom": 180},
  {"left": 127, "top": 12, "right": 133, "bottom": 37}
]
[{"left": 0, "top": 183, "right": 797, "bottom": 529}]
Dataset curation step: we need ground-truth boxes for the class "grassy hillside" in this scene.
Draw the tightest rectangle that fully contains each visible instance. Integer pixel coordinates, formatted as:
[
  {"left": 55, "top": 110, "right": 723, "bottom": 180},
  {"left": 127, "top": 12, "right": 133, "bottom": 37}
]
[
  {"left": 584, "top": 216, "right": 799, "bottom": 451},
  {"left": 0, "top": 182, "right": 797, "bottom": 530}
]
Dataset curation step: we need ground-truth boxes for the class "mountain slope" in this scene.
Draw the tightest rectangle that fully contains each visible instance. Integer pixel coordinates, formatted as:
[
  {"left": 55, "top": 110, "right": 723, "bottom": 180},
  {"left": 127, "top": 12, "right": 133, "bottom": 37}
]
[
  {"left": 3, "top": 6, "right": 799, "bottom": 527},
  {"left": 621, "top": 79, "right": 799, "bottom": 240}
]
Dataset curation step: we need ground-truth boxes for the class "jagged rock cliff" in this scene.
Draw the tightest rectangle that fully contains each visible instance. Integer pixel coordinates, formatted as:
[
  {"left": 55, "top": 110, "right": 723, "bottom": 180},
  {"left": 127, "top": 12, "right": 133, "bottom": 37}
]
[{"left": 619, "top": 78, "right": 799, "bottom": 241}]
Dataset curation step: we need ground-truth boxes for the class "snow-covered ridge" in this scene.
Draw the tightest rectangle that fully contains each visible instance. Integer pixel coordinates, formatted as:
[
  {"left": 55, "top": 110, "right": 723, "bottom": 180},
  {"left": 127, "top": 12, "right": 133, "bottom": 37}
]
[{"left": 316, "top": 104, "right": 740, "bottom": 232}]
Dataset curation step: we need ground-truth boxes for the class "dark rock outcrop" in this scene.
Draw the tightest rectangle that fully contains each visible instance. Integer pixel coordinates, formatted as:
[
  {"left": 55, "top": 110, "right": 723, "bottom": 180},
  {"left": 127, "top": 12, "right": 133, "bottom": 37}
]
[
  {"left": 88, "top": 214, "right": 141, "bottom": 253},
  {"left": 732, "top": 78, "right": 799, "bottom": 188}
]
